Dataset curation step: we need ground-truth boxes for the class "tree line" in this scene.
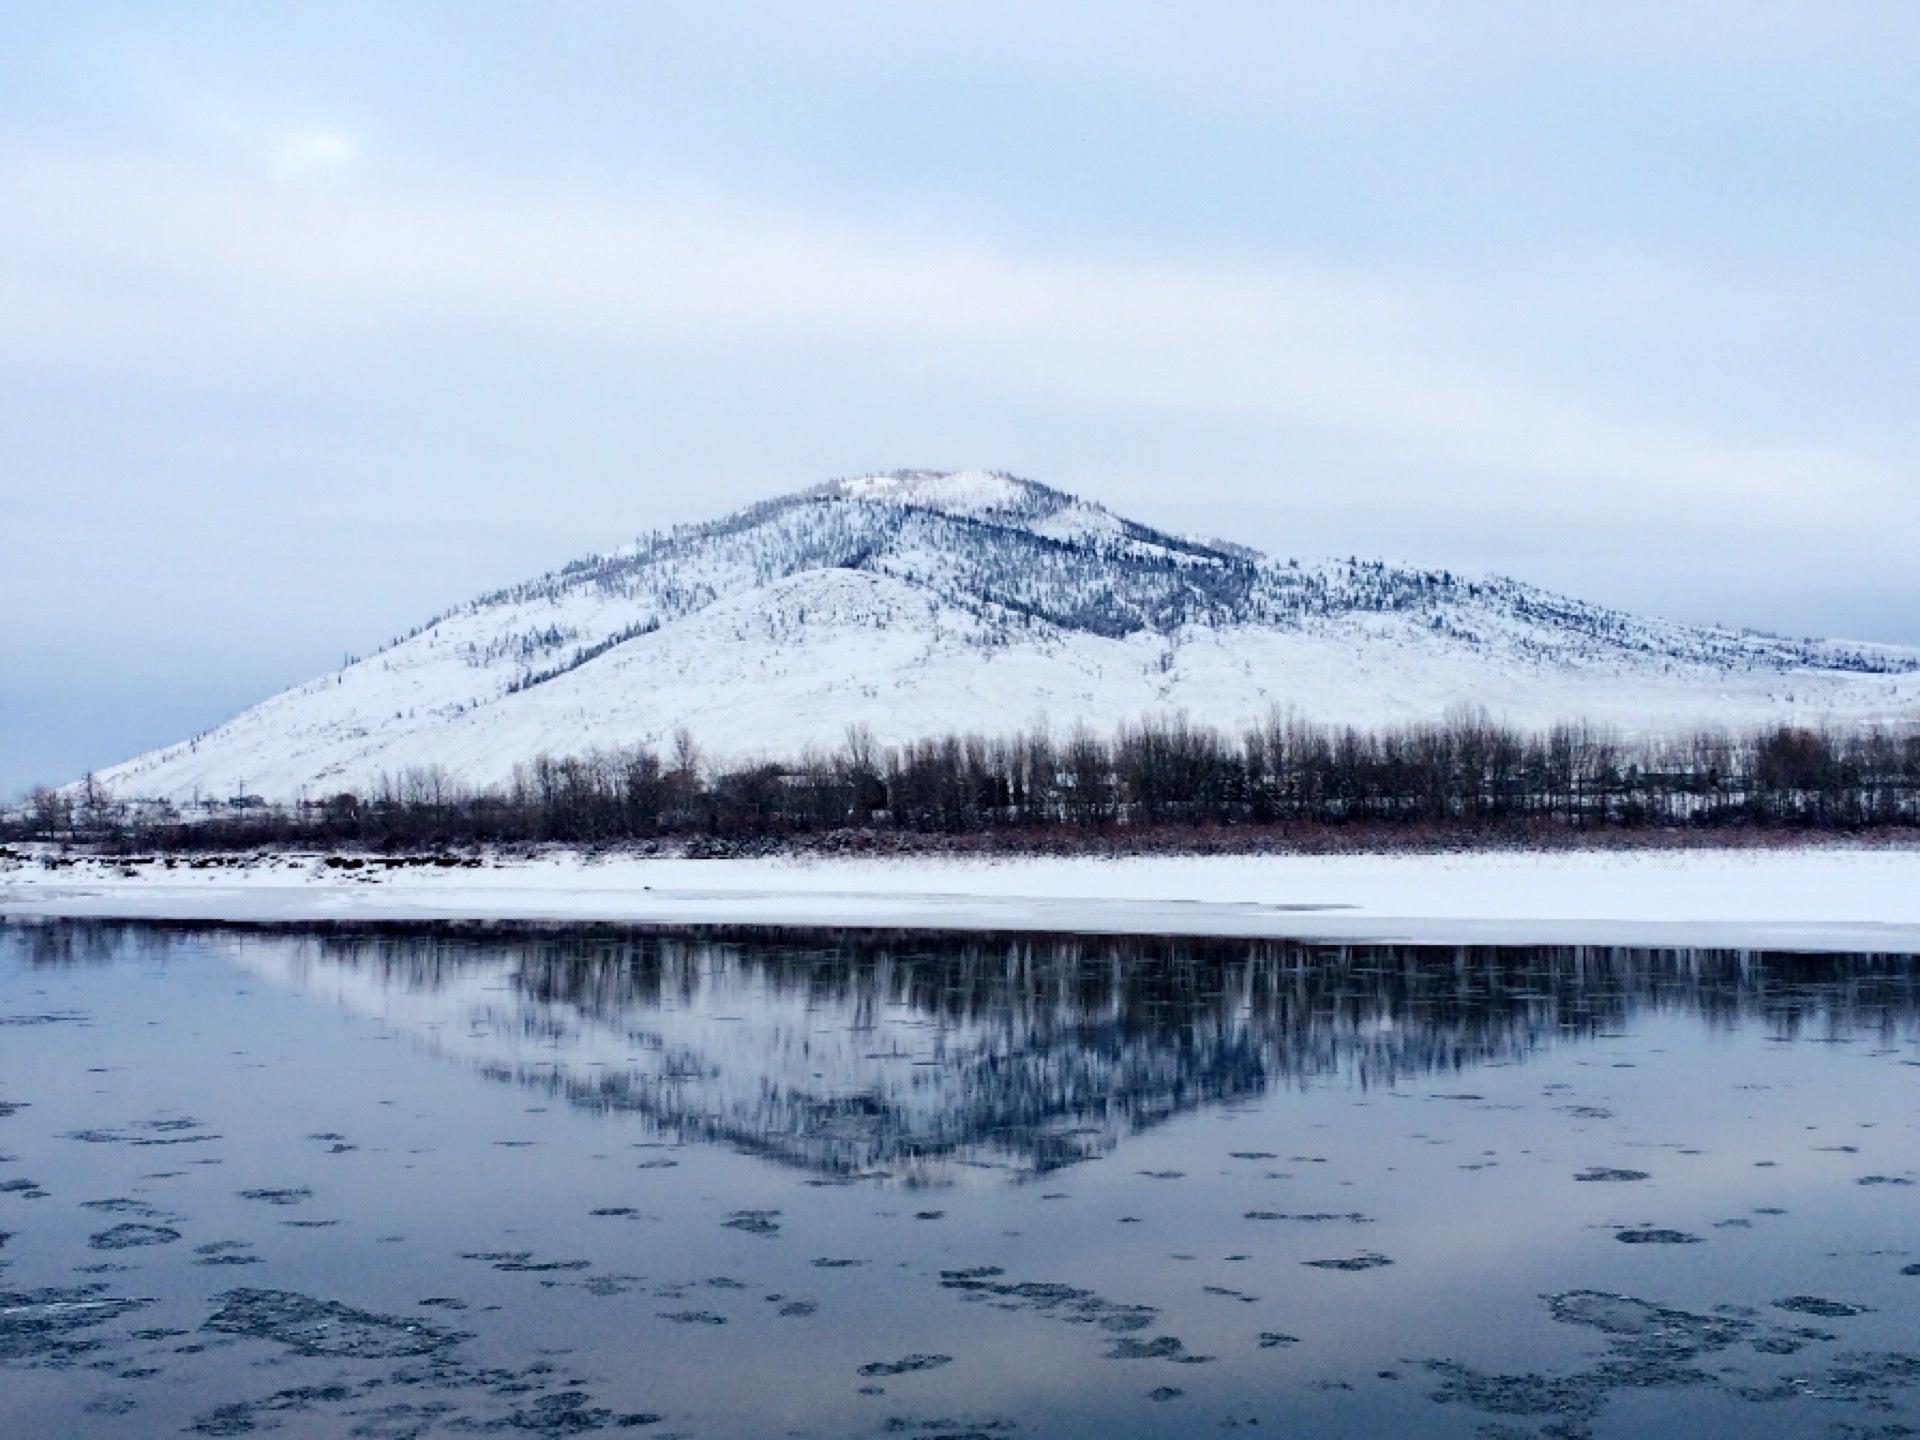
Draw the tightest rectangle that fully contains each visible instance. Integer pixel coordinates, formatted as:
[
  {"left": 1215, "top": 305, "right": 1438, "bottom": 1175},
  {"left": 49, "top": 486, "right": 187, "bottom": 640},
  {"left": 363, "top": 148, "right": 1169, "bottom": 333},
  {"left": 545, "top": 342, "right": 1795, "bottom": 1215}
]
[{"left": 13, "top": 713, "right": 1920, "bottom": 851}]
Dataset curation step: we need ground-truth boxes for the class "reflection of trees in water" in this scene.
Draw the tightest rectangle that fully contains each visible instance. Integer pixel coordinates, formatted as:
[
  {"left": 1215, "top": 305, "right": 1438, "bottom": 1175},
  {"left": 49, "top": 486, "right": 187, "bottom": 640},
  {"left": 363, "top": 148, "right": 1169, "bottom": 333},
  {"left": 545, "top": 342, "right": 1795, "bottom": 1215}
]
[
  {"left": 265, "top": 927, "right": 1920, "bottom": 1176},
  {"left": 8, "top": 919, "right": 143, "bottom": 969},
  {"left": 12, "top": 922, "right": 1920, "bottom": 1178}
]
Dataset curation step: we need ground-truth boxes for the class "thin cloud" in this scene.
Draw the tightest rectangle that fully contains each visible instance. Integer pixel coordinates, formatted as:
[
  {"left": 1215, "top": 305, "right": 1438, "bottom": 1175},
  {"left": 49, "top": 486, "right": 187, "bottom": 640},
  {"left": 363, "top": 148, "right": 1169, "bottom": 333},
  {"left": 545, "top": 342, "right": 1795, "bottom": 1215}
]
[
  {"left": 0, "top": 140, "right": 1897, "bottom": 517},
  {"left": 268, "top": 130, "right": 359, "bottom": 178}
]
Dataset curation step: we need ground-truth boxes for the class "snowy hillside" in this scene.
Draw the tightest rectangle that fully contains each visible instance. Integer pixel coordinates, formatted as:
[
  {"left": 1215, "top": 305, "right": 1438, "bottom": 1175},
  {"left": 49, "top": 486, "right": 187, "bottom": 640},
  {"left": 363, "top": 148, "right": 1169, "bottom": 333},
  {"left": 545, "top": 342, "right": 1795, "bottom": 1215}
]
[{"left": 95, "top": 470, "right": 1920, "bottom": 802}]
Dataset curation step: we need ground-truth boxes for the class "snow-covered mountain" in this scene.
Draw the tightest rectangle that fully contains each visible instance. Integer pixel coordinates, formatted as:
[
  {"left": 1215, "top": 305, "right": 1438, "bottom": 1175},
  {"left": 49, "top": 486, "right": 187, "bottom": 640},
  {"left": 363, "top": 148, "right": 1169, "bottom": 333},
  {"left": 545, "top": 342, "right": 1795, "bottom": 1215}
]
[{"left": 98, "top": 470, "right": 1920, "bottom": 802}]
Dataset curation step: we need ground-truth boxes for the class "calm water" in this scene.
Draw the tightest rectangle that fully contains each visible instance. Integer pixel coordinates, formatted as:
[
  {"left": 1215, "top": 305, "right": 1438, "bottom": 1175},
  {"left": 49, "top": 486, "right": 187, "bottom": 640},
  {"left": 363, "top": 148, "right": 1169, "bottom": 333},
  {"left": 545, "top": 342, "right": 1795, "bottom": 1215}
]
[{"left": 2, "top": 921, "right": 1917, "bottom": 1439}]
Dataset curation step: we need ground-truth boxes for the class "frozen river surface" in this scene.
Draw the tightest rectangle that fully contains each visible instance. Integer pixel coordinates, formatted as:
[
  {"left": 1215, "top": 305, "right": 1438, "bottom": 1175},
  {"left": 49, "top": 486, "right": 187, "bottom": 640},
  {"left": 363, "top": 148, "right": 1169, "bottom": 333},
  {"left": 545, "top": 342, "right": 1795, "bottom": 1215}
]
[{"left": 1, "top": 920, "right": 1917, "bottom": 1438}]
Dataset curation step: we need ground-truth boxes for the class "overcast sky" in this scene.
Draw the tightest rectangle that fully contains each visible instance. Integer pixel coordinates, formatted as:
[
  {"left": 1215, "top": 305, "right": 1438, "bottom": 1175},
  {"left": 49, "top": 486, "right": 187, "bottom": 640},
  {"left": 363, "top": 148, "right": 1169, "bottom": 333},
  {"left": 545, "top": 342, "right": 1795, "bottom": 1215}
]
[{"left": 4, "top": 2, "right": 1919, "bottom": 798}]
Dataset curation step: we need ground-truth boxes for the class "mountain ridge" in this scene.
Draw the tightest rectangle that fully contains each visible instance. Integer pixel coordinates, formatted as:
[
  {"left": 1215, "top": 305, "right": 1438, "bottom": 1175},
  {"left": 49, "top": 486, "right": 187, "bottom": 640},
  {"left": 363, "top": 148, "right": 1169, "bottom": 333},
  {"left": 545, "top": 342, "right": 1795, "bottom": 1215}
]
[{"left": 94, "top": 470, "right": 1920, "bottom": 802}]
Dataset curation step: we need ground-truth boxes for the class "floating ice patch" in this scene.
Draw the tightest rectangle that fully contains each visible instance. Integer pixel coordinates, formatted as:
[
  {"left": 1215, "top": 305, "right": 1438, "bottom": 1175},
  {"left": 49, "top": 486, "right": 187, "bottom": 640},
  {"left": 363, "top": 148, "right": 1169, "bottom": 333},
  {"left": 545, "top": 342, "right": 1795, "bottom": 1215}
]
[
  {"left": 1303, "top": 1253, "right": 1393, "bottom": 1271},
  {"left": 939, "top": 1266, "right": 1157, "bottom": 1333},
  {"left": 88, "top": 1223, "right": 181, "bottom": 1250},
  {"left": 0, "top": 1286, "right": 154, "bottom": 1363},
  {"left": 202, "top": 1288, "right": 467, "bottom": 1359},
  {"left": 236, "top": 1187, "right": 313, "bottom": 1206},
  {"left": 858, "top": 1353, "right": 952, "bottom": 1376},
  {"left": 1773, "top": 1296, "right": 1871, "bottom": 1318}
]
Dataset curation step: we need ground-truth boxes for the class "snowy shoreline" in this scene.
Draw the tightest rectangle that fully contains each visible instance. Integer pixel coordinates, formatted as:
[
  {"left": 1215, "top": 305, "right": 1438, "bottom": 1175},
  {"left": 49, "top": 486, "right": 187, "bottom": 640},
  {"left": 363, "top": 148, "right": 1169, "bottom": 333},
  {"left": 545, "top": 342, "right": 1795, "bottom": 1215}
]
[{"left": 5, "top": 846, "right": 1920, "bottom": 953}]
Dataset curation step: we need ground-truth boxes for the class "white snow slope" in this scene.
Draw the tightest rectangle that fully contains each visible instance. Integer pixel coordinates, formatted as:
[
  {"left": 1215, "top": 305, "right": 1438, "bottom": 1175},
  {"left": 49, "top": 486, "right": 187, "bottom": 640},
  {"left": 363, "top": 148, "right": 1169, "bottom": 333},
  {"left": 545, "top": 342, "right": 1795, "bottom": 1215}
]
[{"left": 95, "top": 469, "right": 1920, "bottom": 803}]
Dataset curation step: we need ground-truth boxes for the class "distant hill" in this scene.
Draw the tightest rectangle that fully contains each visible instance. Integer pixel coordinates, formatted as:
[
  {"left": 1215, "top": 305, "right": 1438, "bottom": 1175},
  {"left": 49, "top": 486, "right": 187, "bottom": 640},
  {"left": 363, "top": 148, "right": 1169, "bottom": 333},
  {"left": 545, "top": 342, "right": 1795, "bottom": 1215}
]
[{"left": 96, "top": 469, "right": 1920, "bottom": 802}]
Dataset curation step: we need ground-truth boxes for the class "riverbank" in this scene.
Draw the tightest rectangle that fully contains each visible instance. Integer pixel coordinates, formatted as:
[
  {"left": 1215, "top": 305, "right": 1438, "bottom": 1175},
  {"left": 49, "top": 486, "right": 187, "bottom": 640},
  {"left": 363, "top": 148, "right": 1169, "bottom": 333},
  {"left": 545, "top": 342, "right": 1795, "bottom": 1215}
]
[{"left": 6, "top": 844, "right": 1920, "bottom": 953}]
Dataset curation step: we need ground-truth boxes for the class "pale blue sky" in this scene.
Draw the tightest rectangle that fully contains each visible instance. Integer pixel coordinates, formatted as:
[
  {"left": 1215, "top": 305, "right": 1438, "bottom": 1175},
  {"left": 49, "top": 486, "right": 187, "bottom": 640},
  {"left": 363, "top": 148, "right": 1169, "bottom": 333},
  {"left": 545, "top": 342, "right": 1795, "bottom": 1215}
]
[{"left": 4, "top": 2, "right": 1919, "bottom": 796}]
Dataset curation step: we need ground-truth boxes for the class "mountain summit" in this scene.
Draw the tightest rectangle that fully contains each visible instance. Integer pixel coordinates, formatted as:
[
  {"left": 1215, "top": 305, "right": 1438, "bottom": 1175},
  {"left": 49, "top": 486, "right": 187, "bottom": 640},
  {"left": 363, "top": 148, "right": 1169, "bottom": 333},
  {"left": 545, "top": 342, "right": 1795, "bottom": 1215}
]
[{"left": 98, "top": 471, "right": 1920, "bottom": 802}]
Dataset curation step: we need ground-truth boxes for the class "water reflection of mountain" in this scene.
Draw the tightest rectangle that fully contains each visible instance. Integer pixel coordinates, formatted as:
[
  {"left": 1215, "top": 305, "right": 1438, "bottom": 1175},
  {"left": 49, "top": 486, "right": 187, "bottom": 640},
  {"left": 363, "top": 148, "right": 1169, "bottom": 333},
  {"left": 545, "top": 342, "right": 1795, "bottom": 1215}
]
[{"left": 21, "top": 922, "right": 1920, "bottom": 1180}]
